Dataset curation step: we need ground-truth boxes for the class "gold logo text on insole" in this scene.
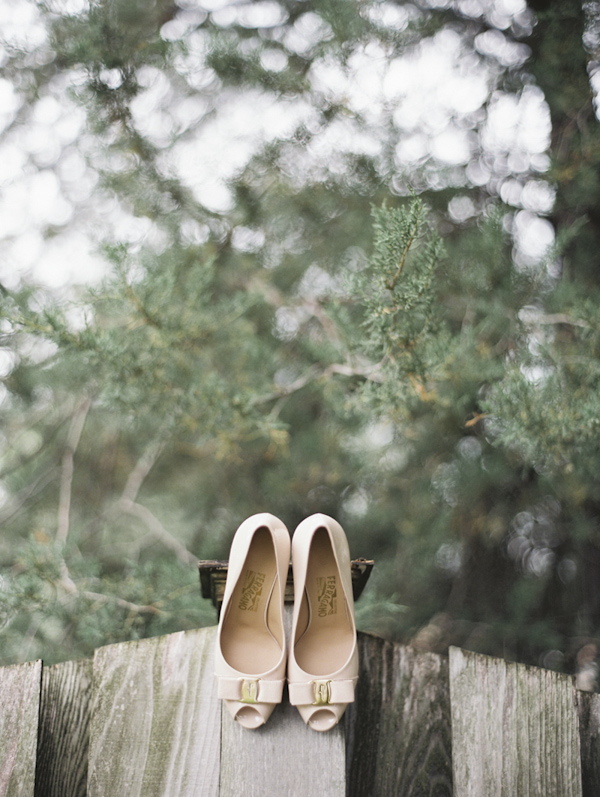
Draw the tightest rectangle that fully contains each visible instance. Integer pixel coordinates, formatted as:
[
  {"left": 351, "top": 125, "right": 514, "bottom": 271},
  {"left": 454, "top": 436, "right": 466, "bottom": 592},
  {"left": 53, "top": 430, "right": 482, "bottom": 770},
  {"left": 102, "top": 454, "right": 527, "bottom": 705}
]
[
  {"left": 317, "top": 575, "right": 337, "bottom": 617},
  {"left": 238, "top": 569, "right": 265, "bottom": 611}
]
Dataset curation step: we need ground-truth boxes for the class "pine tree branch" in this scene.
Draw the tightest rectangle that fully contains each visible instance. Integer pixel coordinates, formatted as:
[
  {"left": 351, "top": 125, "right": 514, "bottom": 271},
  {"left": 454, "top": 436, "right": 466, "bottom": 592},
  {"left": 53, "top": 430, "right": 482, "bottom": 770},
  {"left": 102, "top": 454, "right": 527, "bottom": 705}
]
[
  {"left": 121, "top": 439, "right": 166, "bottom": 503},
  {"left": 80, "top": 590, "right": 164, "bottom": 616},
  {"left": 537, "top": 313, "right": 590, "bottom": 329},
  {"left": 305, "top": 299, "right": 343, "bottom": 344},
  {"left": 57, "top": 561, "right": 165, "bottom": 616},
  {"left": 253, "top": 360, "right": 383, "bottom": 406},
  {"left": 125, "top": 285, "right": 163, "bottom": 329},
  {"left": 118, "top": 499, "right": 197, "bottom": 565},
  {"left": 114, "top": 439, "right": 196, "bottom": 565},
  {"left": 385, "top": 211, "right": 420, "bottom": 292},
  {"left": 56, "top": 397, "right": 91, "bottom": 545},
  {"left": 74, "top": 439, "right": 195, "bottom": 566}
]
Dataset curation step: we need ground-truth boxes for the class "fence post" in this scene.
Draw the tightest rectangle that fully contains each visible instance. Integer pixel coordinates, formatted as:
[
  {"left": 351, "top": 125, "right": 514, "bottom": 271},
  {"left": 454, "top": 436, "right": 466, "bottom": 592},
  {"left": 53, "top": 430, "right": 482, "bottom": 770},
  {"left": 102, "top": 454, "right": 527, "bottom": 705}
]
[
  {"left": 87, "top": 626, "right": 220, "bottom": 797},
  {"left": 6, "top": 632, "right": 600, "bottom": 796},
  {"left": 0, "top": 660, "right": 42, "bottom": 797},
  {"left": 34, "top": 659, "right": 92, "bottom": 797},
  {"left": 346, "top": 633, "right": 452, "bottom": 796},
  {"left": 450, "top": 646, "right": 582, "bottom": 796},
  {"left": 577, "top": 690, "right": 600, "bottom": 796},
  {"left": 219, "top": 692, "right": 346, "bottom": 797},
  {"left": 204, "top": 609, "right": 347, "bottom": 797}
]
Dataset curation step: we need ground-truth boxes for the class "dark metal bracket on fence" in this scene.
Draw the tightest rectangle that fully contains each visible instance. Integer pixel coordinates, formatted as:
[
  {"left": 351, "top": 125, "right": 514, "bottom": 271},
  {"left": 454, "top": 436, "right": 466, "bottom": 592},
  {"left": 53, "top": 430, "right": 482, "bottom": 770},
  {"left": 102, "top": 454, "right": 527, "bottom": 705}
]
[{"left": 198, "top": 558, "right": 374, "bottom": 615}]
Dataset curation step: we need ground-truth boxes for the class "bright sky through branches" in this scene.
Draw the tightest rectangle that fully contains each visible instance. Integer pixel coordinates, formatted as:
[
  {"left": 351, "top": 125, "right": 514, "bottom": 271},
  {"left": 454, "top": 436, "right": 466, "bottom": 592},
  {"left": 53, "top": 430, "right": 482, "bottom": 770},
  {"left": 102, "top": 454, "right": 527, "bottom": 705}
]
[{"left": 0, "top": 0, "right": 567, "bottom": 293}]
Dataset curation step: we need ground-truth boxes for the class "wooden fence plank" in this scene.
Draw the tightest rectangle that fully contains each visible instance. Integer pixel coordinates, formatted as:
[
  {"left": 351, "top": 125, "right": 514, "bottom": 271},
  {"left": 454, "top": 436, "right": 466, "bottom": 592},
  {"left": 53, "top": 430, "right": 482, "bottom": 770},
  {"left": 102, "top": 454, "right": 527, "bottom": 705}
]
[
  {"left": 87, "top": 627, "right": 220, "bottom": 797},
  {"left": 220, "top": 695, "right": 345, "bottom": 797},
  {"left": 34, "top": 658, "right": 92, "bottom": 797},
  {"left": 450, "top": 647, "right": 582, "bottom": 797},
  {"left": 4, "top": 627, "right": 594, "bottom": 797},
  {"left": 0, "top": 660, "right": 42, "bottom": 797},
  {"left": 577, "top": 690, "right": 600, "bottom": 797},
  {"left": 218, "top": 604, "right": 345, "bottom": 797},
  {"left": 346, "top": 633, "right": 452, "bottom": 797}
]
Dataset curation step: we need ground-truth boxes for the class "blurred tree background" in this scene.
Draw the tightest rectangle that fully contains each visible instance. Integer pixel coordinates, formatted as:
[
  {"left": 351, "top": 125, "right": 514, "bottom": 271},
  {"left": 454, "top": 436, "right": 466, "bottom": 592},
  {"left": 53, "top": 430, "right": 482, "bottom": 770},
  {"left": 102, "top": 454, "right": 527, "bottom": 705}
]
[{"left": 0, "top": 0, "right": 599, "bottom": 676}]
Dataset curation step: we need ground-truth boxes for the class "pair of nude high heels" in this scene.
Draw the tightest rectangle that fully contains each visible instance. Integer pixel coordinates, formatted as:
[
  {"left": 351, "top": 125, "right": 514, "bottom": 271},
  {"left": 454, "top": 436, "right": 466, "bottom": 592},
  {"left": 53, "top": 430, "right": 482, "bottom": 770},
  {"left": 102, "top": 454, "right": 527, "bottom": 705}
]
[{"left": 214, "top": 513, "right": 358, "bottom": 732}]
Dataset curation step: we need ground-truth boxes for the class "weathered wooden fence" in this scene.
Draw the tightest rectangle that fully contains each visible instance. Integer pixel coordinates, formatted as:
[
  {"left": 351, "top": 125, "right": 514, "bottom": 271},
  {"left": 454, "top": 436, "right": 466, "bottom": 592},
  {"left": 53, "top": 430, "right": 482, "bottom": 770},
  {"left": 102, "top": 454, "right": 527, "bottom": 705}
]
[{"left": 2, "top": 626, "right": 600, "bottom": 796}]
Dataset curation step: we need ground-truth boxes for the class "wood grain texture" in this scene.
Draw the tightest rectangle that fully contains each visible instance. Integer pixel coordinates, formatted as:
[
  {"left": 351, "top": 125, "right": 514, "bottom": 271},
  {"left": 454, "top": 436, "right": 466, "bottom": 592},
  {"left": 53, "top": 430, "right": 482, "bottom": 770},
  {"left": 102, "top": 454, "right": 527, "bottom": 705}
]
[
  {"left": 346, "top": 633, "right": 452, "bottom": 797},
  {"left": 0, "top": 660, "right": 42, "bottom": 797},
  {"left": 577, "top": 689, "right": 600, "bottom": 797},
  {"left": 35, "top": 658, "right": 92, "bottom": 797},
  {"left": 219, "top": 691, "right": 345, "bottom": 797},
  {"left": 450, "top": 647, "right": 582, "bottom": 797},
  {"left": 88, "top": 627, "right": 220, "bottom": 797},
  {"left": 217, "top": 603, "right": 344, "bottom": 797}
]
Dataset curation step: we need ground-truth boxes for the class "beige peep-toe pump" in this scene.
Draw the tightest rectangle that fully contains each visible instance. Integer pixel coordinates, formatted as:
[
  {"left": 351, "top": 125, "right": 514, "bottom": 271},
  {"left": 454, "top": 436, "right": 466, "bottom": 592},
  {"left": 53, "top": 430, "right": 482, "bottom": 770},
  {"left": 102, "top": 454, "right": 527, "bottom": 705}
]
[
  {"left": 215, "top": 513, "right": 290, "bottom": 729},
  {"left": 288, "top": 513, "right": 358, "bottom": 732}
]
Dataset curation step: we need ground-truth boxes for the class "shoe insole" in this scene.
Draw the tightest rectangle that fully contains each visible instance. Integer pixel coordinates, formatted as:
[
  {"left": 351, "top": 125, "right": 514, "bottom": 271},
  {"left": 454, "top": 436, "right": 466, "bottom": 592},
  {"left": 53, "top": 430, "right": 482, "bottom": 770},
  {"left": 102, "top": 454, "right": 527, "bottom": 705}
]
[
  {"left": 221, "top": 527, "right": 284, "bottom": 674},
  {"left": 294, "top": 527, "right": 354, "bottom": 676}
]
